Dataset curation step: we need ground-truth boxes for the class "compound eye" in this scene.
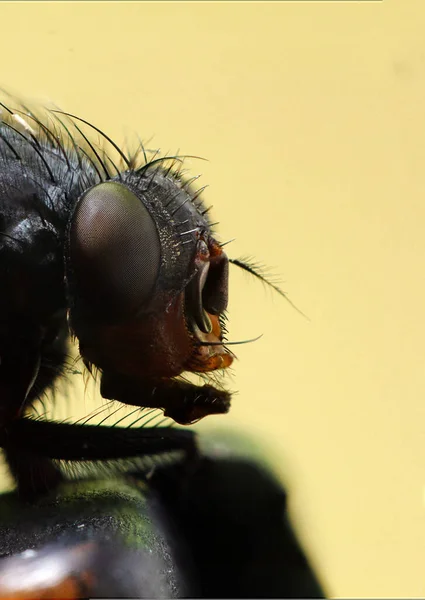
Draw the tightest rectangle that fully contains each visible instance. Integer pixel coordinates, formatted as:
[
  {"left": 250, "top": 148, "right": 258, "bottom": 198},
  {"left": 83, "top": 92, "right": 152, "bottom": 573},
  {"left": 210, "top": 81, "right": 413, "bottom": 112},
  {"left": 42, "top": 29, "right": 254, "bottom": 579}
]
[{"left": 68, "top": 181, "right": 161, "bottom": 319}]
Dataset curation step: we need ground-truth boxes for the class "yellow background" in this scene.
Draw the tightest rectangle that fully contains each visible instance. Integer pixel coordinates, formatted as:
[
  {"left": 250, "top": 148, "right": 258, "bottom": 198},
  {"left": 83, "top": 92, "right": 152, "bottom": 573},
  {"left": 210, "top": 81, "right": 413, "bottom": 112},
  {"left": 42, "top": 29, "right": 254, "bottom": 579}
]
[{"left": 0, "top": 1, "right": 424, "bottom": 597}]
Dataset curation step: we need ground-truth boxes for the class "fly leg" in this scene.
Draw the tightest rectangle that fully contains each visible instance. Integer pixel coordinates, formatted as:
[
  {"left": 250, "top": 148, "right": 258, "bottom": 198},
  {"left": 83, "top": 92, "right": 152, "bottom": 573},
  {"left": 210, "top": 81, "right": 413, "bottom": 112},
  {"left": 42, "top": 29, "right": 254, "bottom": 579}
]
[
  {"left": 1, "top": 360, "right": 65, "bottom": 499},
  {"left": 3, "top": 447, "right": 64, "bottom": 500},
  {"left": 1, "top": 418, "right": 198, "bottom": 462},
  {"left": 0, "top": 324, "right": 69, "bottom": 498}
]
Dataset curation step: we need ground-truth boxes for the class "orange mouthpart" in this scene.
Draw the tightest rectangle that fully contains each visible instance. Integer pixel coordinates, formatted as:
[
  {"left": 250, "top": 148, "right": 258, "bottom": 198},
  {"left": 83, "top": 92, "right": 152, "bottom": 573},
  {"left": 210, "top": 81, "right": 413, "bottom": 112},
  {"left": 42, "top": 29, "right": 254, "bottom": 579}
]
[{"left": 185, "top": 313, "right": 233, "bottom": 373}]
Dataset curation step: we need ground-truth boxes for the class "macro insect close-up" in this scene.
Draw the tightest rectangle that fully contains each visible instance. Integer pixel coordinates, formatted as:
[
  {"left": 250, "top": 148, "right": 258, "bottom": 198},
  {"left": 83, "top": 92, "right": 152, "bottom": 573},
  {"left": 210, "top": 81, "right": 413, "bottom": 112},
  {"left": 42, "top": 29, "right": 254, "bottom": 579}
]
[
  {"left": 0, "top": 94, "right": 324, "bottom": 598},
  {"left": 0, "top": 2, "right": 424, "bottom": 597}
]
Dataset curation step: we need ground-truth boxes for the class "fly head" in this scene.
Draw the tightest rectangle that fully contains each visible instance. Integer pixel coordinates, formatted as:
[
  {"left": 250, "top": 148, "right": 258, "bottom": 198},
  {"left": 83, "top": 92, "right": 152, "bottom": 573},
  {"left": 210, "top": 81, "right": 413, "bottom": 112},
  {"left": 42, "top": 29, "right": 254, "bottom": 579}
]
[{"left": 65, "top": 166, "right": 233, "bottom": 424}]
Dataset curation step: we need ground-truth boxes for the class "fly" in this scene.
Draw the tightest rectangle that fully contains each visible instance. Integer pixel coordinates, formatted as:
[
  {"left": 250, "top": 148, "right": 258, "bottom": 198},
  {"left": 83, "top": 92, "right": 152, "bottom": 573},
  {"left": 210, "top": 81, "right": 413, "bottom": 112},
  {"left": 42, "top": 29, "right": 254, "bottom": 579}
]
[{"left": 0, "top": 92, "right": 296, "bottom": 496}]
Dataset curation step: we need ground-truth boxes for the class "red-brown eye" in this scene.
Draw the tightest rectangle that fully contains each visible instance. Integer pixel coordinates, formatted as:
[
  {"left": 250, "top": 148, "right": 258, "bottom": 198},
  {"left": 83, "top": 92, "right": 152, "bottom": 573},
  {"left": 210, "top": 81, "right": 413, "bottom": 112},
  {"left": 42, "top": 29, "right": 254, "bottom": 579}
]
[{"left": 68, "top": 181, "right": 161, "bottom": 320}]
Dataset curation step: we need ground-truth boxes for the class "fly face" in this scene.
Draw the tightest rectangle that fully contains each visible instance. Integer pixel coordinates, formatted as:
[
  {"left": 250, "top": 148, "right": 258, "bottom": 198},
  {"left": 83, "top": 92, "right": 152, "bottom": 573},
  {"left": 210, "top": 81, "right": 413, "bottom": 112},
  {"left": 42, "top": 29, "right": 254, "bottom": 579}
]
[{"left": 66, "top": 169, "right": 233, "bottom": 424}]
